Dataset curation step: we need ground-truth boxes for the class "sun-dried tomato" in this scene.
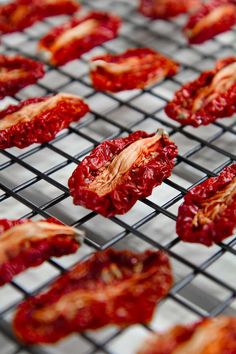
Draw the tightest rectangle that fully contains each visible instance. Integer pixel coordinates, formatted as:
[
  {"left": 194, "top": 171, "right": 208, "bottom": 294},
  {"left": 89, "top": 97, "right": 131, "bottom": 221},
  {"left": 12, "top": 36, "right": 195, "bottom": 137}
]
[
  {"left": 90, "top": 48, "right": 179, "bottom": 92},
  {"left": 68, "top": 129, "right": 178, "bottom": 218},
  {"left": 13, "top": 248, "right": 173, "bottom": 344},
  {"left": 137, "top": 316, "right": 236, "bottom": 354},
  {"left": 0, "top": 0, "right": 79, "bottom": 34},
  {"left": 139, "top": 0, "right": 201, "bottom": 18},
  {"left": 0, "top": 93, "right": 89, "bottom": 149},
  {"left": 176, "top": 164, "right": 236, "bottom": 246},
  {"left": 0, "top": 54, "right": 44, "bottom": 100},
  {"left": 0, "top": 218, "right": 83, "bottom": 286},
  {"left": 165, "top": 57, "right": 236, "bottom": 127},
  {"left": 39, "top": 12, "right": 121, "bottom": 66},
  {"left": 184, "top": 0, "right": 236, "bottom": 44}
]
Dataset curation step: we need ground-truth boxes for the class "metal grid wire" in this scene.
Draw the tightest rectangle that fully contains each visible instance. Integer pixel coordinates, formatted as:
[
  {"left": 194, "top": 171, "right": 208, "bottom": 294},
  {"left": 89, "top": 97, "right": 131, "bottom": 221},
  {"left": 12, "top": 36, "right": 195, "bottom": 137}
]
[{"left": 0, "top": 0, "right": 236, "bottom": 353}]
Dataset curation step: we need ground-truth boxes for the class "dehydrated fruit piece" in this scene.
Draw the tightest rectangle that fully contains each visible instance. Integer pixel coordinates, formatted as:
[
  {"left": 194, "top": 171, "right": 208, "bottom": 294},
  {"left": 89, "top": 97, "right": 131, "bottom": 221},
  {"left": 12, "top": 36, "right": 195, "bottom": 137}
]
[
  {"left": 13, "top": 248, "right": 173, "bottom": 344},
  {"left": 139, "top": 0, "right": 200, "bottom": 18},
  {"left": 0, "top": 54, "right": 44, "bottom": 100},
  {"left": 137, "top": 316, "right": 236, "bottom": 354},
  {"left": 176, "top": 164, "right": 236, "bottom": 246},
  {"left": 68, "top": 129, "right": 178, "bottom": 218},
  {"left": 0, "top": 0, "right": 79, "bottom": 34},
  {"left": 90, "top": 48, "right": 179, "bottom": 92},
  {"left": 165, "top": 57, "right": 236, "bottom": 127},
  {"left": 0, "top": 93, "right": 89, "bottom": 149},
  {"left": 184, "top": 0, "right": 236, "bottom": 44},
  {"left": 0, "top": 218, "right": 83, "bottom": 286},
  {"left": 39, "top": 11, "right": 121, "bottom": 66}
]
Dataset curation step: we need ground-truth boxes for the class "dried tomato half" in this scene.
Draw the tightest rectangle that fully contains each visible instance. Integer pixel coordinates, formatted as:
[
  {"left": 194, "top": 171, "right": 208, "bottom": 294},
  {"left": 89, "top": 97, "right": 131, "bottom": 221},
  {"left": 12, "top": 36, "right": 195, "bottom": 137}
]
[
  {"left": 0, "top": 54, "right": 45, "bottom": 100},
  {"left": 165, "top": 57, "right": 236, "bottom": 127},
  {"left": 13, "top": 249, "right": 173, "bottom": 344},
  {"left": 90, "top": 48, "right": 179, "bottom": 92},
  {"left": 68, "top": 129, "right": 178, "bottom": 218},
  {"left": 176, "top": 164, "right": 236, "bottom": 246},
  {"left": 184, "top": 0, "right": 236, "bottom": 44},
  {"left": 39, "top": 12, "right": 121, "bottom": 66},
  {"left": 0, "top": 0, "right": 79, "bottom": 34},
  {"left": 0, "top": 93, "right": 89, "bottom": 149},
  {"left": 0, "top": 218, "right": 83, "bottom": 286},
  {"left": 139, "top": 0, "right": 201, "bottom": 18},
  {"left": 137, "top": 317, "right": 236, "bottom": 354}
]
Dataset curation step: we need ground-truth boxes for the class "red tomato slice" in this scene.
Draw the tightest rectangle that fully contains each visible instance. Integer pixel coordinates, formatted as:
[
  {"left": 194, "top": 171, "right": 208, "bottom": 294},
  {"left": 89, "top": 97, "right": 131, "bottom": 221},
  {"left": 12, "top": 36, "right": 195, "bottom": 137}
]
[
  {"left": 14, "top": 248, "right": 173, "bottom": 344},
  {"left": 0, "top": 0, "right": 79, "bottom": 33},
  {"left": 90, "top": 48, "right": 179, "bottom": 92},
  {"left": 0, "top": 54, "right": 44, "bottom": 100},
  {"left": 139, "top": 0, "right": 200, "bottom": 18},
  {"left": 176, "top": 164, "right": 236, "bottom": 246},
  {"left": 165, "top": 57, "right": 236, "bottom": 127},
  {"left": 184, "top": 0, "right": 236, "bottom": 44},
  {"left": 68, "top": 129, "right": 178, "bottom": 217},
  {"left": 39, "top": 11, "right": 121, "bottom": 66},
  {"left": 0, "top": 93, "right": 89, "bottom": 149},
  {"left": 0, "top": 218, "right": 83, "bottom": 285}
]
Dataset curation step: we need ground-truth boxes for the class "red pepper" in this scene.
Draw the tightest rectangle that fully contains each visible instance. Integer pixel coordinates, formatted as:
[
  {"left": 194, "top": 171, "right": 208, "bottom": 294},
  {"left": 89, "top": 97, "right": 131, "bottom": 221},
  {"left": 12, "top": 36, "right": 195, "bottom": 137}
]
[
  {"left": 0, "top": 93, "right": 89, "bottom": 149},
  {"left": 184, "top": 0, "right": 236, "bottom": 44},
  {"left": 39, "top": 12, "right": 121, "bottom": 66},
  {"left": 13, "top": 249, "right": 173, "bottom": 344},
  {"left": 0, "top": 218, "right": 83, "bottom": 286},
  {"left": 137, "top": 317, "right": 236, "bottom": 354},
  {"left": 68, "top": 129, "right": 178, "bottom": 218},
  {"left": 0, "top": 0, "right": 79, "bottom": 34},
  {"left": 176, "top": 164, "right": 236, "bottom": 246},
  {"left": 165, "top": 57, "right": 236, "bottom": 127},
  {"left": 0, "top": 55, "right": 45, "bottom": 100},
  {"left": 139, "top": 0, "right": 201, "bottom": 18},
  {"left": 90, "top": 48, "right": 179, "bottom": 92}
]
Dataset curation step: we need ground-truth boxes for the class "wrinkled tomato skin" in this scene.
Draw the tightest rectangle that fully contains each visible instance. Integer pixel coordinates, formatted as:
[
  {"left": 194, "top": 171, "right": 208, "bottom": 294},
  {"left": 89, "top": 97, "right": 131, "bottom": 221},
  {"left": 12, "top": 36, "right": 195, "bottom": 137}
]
[
  {"left": 0, "top": 0, "right": 79, "bottom": 34},
  {"left": 90, "top": 48, "right": 179, "bottom": 92},
  {"left": 139, "top": 0, "right": 200, "bottom": 18},
  {"left": 0, "top": 218, "right": 79, "bottom": 286},
  {"left": 184, "top": 0, "right": 236, "bottom": 44},
  {"left": 0, "top": 55, "right": 44, "bottom": 100},
  {"left": 0, "top": 95, "right": 89, "bottom": 149},
  {"left": 39, "top": 12, "right": 121, "bottom": 66},
  {"left": 176, "top": 164, "right": 236, "bottom": 246},
  {"left": 165, "top": 57, "right": 236, "bottom": 127},
  {"left": 13, "top": 249, "right": 173, "bottom": 344},
  {"left": 68, "top": 131, "right": 178, "bottom": 218}
]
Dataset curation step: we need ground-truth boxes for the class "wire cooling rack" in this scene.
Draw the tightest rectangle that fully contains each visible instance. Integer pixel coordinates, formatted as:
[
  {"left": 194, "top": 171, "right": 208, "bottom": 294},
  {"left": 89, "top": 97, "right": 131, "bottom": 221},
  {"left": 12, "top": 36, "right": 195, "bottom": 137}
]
[{"left": 0, "top": 0, "right": 236, "bottom": 353}]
